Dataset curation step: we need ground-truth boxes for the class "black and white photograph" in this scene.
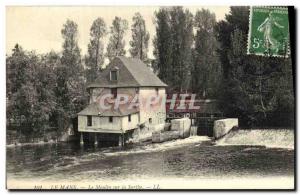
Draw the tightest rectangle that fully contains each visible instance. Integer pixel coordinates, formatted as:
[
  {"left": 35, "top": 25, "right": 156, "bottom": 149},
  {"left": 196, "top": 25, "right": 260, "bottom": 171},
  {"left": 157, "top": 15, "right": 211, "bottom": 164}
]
[{"left": 5, "top": 4, "right": 295, "bottom": 190}]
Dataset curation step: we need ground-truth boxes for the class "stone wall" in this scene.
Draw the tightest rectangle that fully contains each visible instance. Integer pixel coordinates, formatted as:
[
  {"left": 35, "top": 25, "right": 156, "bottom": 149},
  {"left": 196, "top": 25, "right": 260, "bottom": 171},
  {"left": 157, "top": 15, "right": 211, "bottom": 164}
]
[
  {"left": 152, "top": 118, "right": 192, "bottom": 143},
  {"left": 171, "top": 117, "right": 191, "bottom": 138},
  {"left": 152, "top": 131, "right": 180, "bottom": 143},
  {"left": 213, "top": 118, "right": 238, "bottom": 139}
]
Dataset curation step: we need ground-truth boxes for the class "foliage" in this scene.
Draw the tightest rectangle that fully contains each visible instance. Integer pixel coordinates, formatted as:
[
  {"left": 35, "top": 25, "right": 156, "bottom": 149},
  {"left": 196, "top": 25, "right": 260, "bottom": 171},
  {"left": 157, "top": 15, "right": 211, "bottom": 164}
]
[
  {"left": 106, "top": 17, "right": 128, "bottom": 62},
  {"left": 6, "top": 45, "right": 57, "bottom": 136},
  {"left": 6, "top": 7, "right": 295, "bottom": 140},
  {"left": 192, "top": 9, "right": 222, "bottom": 98},
  {"left": 153, "top": 7, "right": 193, "bottom": 92},
  {"left": 153, "top": 8, "right": 173, "bottom": 85},
  {"left": 85, "top": 17, "right": 107, "bottom": 83},
  {"left": 216, "top": 6, "right": 294, "bottom": 127},
  {"left": 169, "top": 7, "right": 194, "bottom": 92},
  {"left": 129, "top": 12, "right": 150, "bottom": 63},
  {"left": 59, "top": 19, "right": 87, "bottom": 117},
  {"left": 6, "top": 19, "right": 88, "bottom": 138}
]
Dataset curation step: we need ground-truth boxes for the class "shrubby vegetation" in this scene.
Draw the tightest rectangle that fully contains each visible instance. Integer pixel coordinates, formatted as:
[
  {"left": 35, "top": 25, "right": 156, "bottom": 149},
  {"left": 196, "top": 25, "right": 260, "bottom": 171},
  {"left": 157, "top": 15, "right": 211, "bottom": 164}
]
[{"left": 6, "top": 7, "right": 294, "bottom": 139}]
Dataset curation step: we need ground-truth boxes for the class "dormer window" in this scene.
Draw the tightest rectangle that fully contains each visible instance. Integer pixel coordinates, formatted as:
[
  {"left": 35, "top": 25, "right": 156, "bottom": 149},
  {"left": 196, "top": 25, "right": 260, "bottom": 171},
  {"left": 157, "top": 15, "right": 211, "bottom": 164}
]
[
  {"left": 110, "top": 70, "right": 117, "bottom": 81},
  {"left": 110, "top": 67, "right": 119, "bottom": 81}
]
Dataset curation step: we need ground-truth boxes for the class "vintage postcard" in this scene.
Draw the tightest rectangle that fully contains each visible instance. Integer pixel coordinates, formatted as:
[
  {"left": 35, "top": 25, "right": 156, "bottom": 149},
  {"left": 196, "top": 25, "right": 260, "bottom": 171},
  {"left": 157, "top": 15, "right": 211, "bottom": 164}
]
[{"left": 6, "top": 6, "right": 295, "bottom": 190}]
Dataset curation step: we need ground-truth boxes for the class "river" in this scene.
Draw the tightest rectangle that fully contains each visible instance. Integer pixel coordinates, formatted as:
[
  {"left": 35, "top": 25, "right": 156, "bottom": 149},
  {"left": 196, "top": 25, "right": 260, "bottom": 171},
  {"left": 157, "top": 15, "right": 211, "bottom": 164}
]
[{"left": 6, "top": 129, "right": 294, "bottom": 189}]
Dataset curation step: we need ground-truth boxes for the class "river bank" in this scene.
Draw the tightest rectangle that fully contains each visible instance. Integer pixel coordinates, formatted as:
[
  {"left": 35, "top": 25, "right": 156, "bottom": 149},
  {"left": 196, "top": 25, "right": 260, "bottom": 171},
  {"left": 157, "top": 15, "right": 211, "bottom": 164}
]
[
  {"left": 6, "top": 128, "right": 294, "bottom": 149},
  {"left": 6, "top": 128, "right": 79, "bottom": 147},
  {"left": 7, "top": 129, "right": 294, "bottom": 189}
]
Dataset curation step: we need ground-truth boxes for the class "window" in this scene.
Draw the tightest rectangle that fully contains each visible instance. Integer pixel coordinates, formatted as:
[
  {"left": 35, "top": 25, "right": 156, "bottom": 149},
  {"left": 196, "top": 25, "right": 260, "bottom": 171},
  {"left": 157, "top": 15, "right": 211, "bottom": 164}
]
[
  {"left": 149, "top": 118, "right": 152, "bottom": 124},
  {"left": 110, "top": 70, "right": 118, "bottom": 81},
  {"left": 87, "top": 116, "right": 92, "bottom": 126},
  {"left": 111, "top": 88, "right": 117, "bottom": 98},
  {"left": 155, "top": 87, "right": 159, "bottom": 95},
  {"left": 135, "top": 88, "right": 139, "bottom": 94},
  {"left": 135, "top": 88, "right": 140, "bottom": 103},
  {"left": 109, "top": 116, "right": 113, "bottom": 123},
  {"left": 128, "top": 114, "right": 131, "bottom": 122},
  {"left": 120, "top": 96, "right": 125, "bottom": 101}
]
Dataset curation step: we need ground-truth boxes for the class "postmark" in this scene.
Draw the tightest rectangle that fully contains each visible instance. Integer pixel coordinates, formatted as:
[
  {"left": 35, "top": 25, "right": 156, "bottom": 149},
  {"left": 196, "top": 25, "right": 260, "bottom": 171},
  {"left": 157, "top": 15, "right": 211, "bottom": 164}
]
[{"left": 247, "top": 6, "right": 290, "bottom": 57}]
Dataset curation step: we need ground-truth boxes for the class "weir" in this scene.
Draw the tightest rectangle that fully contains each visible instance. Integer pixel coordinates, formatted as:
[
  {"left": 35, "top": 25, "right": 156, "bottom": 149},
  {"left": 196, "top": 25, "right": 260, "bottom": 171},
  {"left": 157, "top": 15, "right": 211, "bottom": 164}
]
[
  {"left": 216, "top": 129, "right": 294, "bottom": 149},
  {"left": 213, "top": 118, "right": 238, "bottom": 139}
]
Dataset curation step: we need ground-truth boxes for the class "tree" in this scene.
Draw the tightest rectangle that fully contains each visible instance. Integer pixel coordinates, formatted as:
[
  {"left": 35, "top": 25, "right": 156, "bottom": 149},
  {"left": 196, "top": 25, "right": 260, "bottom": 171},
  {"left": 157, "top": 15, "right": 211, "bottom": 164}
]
[
  {"left": 106, "top": 17, "right": 128, "bottom": 62},
  {"left": 192, "top": 9, "right": 221, "bottom": 98},
  {"left": 6, "top": 45, "right": 30, "bottom": 96},
  {"left": 6, "top": 20, "right": 90, "bottom": 140},
  {"left": 216, "top": 6, "right": 294, "bottom": 127},
  {"left": 153, "top": 8, "right": 173, "bottom": 85},
  {"left": 129, "top": 12, "right": 150, "bottom": 63},
  {"left": 30, "top": 53, "right": 57, "bottom": 136},
  {"left": 153, "top": 7, "right": 194, "bottom": 92},
  {"left": 58, "top": 19, "right": 86, "bottom": 132},
  {"left": 61, "top": 19, "right": 82, "bottom": 79},
  {"left": 169, "top": 7, "right": 193, "bottom": 92},
  {"left": 6, "top": 45, "right": 35, "bottom": 136},
  {"left": 215, "top": 6, "right": 249, "bottom": 79},
  {"left": 85, "top": 17, "right": 107, "bottom": 83},
  {"left": 7, "top": 45, "right": 58, "bottom": 138}
]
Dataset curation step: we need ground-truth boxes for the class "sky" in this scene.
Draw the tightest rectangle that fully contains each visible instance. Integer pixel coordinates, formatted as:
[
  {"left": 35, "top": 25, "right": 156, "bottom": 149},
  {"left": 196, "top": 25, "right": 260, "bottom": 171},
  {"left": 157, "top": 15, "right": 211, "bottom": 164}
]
[{"left": 6, "top": 6, "right": 230, "bottom": 59}]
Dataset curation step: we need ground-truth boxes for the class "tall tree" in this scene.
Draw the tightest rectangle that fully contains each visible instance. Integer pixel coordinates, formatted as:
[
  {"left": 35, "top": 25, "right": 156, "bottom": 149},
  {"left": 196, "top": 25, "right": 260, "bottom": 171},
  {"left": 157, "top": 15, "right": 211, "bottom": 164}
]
[
  {"left": 106, "top": 17, "right": 128, "bottom": 62},
  {"left": 129, "top": 12, "right": 150, "bottom": 63},
  {"left": 61, "top": 19, "right": 82, "bottom": 79},
  {"left": 58, "top": 19, "right": 86, "bottom": 132},
  {"left": 153, "top": 8, "right": 173, "bottom": 85},
  {"left": 6, "top": 45, "right": 35, "bottom": 136},
  {"left": 85, "top": 17, "right": 107, "bottom": 83},
  {"left": 215, "top": 6, "right": 249, "bottom": 79},
  {"left": 192, "top": 9, "right": 221, "bottom": 98},
  {"left": 30, "top": 52, "right": 57, "bottom": 137},
  {"left": 169, "top": 7, "right": 193, "bottom": 92}
]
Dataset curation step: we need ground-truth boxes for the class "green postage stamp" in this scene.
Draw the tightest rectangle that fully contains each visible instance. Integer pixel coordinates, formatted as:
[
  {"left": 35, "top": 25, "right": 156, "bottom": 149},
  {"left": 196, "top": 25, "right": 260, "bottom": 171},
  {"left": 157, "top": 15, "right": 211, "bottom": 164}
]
[{"left": 247, "top": 6, "right": 290, "bottom": 57}]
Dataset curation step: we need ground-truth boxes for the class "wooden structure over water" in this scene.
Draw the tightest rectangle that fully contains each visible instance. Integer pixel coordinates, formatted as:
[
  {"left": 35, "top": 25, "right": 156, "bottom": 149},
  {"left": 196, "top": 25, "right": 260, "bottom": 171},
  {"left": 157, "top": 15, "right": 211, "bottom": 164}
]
[{"left": 166, "top": 99, "right": 224, "bottom": 137}]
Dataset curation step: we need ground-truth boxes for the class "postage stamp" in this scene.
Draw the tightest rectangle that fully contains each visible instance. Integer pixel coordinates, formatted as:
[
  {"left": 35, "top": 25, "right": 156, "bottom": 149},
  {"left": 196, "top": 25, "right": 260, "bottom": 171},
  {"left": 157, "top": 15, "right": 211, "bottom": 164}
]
[{"left": 247, "top": 6, "right": 290, "bottom": 57}]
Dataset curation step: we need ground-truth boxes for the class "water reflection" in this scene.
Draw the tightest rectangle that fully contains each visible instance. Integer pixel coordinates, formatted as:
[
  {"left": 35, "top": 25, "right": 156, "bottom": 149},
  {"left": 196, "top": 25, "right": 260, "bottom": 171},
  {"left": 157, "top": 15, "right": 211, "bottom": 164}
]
[{"left": 6, "top": 137, "right": 294, "bottom": 182}]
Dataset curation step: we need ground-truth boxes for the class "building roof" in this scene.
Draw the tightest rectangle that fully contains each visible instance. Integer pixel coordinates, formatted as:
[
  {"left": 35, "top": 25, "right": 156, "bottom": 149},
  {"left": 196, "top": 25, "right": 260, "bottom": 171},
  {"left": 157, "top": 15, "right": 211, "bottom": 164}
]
[
  {"left": 87, "top": 56, "right": 167, "bottom": 88},
  {"left": 78, "top": 102, "right": 139, "bottom": 117},
  {"left": 167, "top": 99, "right": 222, "bottom": 114}
]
